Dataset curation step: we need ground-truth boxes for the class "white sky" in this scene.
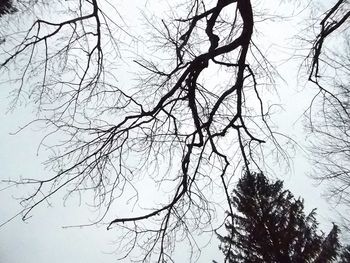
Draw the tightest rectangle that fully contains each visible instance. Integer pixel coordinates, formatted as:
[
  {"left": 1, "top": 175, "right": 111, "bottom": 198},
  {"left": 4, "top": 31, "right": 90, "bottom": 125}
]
[{"left": 0, "top": 0, "right": 345, "bottom": 262}]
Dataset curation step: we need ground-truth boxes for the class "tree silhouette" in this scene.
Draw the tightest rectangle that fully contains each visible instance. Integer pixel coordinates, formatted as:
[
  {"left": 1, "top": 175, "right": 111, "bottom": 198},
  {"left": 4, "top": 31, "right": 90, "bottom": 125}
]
[
  {"left": 306, "top": 0, "right": 350, "bottom": 211},
  {"left": 0, "top": 0, "right": 348, "bottom": 261},
  {"left": 216, "top": 172, "right": 340, "bottom": 263},
  {"left": 339, "top": 245, "right": 350, "bottom": 263},
  {"left": 0, "top": 0, "right": 15, "bottom": 17},
  {"left": 1, "top": 0, "right": 282, "bottom": 260}
]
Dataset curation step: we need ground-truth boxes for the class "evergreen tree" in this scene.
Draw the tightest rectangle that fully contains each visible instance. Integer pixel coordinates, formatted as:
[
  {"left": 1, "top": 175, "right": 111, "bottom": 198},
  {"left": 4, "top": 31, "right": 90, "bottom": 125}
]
[
  {"left": 0, "top": 0, "right": 16, "bottom": 17},
  {"left": 339, "top": 245, "right": 350, "bottom": 263},
  {"left": 217, "top": 172, "right": 340, "bottom": 263}
]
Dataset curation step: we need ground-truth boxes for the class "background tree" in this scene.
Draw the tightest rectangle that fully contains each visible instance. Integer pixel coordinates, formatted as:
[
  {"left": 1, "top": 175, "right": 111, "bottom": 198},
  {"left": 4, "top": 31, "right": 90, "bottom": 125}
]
[
  {"left": 216, "top": 172, "right": 340, "bottom": 263},
  {"left": 1, "top": 0, "right": 348, "bottom": 261},
  {"left": 306, "top": 0, "right": 350, "bottom": 211}
]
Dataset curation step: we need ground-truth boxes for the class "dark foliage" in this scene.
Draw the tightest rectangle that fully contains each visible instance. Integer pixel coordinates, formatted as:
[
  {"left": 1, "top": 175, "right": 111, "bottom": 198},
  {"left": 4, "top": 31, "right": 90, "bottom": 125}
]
[
  {"left": 217, "top": 172, "right": 340, "bottom": 263},
  {"left": 0, "top": 0, "right": 349, "bottom": 261},
  {"left": 0, "top": 0, "right": 16, "bottom": 16},
  {"left": 339, "top": 245, "right": 350, "bottom": 263}
]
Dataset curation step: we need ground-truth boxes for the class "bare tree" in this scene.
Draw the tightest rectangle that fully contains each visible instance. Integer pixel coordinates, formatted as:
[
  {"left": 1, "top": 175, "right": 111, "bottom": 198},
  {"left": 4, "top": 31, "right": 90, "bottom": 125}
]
[
  {"left": 306, "top": 0, "right": 350, "bottom": 209},
  {"left": 1, "top": 0, "right": 289, "bottom": 261}
]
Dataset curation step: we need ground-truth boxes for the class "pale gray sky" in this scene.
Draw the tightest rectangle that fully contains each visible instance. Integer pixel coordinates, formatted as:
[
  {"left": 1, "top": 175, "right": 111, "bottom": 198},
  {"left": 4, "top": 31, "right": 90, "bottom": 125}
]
[{"left": 0, "top": 0, "right": 343, "bottom": 262}]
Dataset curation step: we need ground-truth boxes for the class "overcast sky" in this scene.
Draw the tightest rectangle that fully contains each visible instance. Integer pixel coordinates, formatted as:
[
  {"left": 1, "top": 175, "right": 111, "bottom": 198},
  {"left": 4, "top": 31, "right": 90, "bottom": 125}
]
[
  {"left": 0, "top": 0, "right": 343, "bottom": 262},
  {"left": 0, "top": 73, "right": 337, "bottom": 263}
]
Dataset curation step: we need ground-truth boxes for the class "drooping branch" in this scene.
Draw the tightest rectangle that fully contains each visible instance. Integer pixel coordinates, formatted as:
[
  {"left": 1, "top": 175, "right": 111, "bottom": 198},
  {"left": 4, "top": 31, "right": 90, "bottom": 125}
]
[
  {"left": 309, "top": 0, "right": 350, "bottom": 83},
  {"left": 1, "top": 0, "right": 279, "bottom": 261},
  {"left": 305, "top": 0, "right": 350, "bottom": 220}
]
